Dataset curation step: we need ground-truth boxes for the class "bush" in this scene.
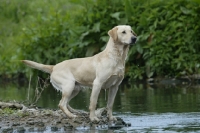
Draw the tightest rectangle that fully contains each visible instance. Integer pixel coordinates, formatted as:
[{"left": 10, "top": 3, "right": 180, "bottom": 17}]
[
  {"left": 127, "top": 0, "right": 200, "bottom": 80},
  {"left": 18, "top": 0, "right": 127, "bottom": 77},
  {"left": 1, "top": 0, "right": 200, "bottom": 80}
]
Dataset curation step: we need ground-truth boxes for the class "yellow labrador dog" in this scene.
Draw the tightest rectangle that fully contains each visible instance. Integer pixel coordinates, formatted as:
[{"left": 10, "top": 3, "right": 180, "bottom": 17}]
[{"left": 22, "top": 25, "right": 137, "bottom": 121}]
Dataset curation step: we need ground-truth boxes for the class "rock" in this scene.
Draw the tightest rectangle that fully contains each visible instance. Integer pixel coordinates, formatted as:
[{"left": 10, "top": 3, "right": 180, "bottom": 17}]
[
  {"left": 28, "top": 127, "right": 34, "bottom": 132},
  {"left": 17, "top": 127, "right": 25, "bottom": 133},
  {"left": 35, "top": 121, "right": 45, "bottom": 127},
  {"left": 95, "top": 108, "right": 107, "bottom": 117},
  {"left": 1, "top": 127, "right": 13, "bottom": 133},
  {"left": 51, "top": 126, "right": 58, "bottom": 132},
  {"left": 26, "top": 121, "right": 35, "bottom": 125},
  {"left": 0, "top": 101, "right": 130, "bottom": 132},
  {"left": 56, "top": 120, "right": 61, "bottom": 124},
  {"left": 125, "top": 123, "right": 131, "bottom": 127},
  {"left": 64, "top": 124, "right": 74, "bottom": 131},
  {"left": 37, "top": 127, "right": 46, "bottom": 132},
  {"left": 27, "top": 118, "right": 34, "bottom": 121},
  {"left": 115, "top": 120, "right": 123, "bottom": 125},
  {"left": 12, "top": 123, "right": 20, "bottom": 126},
  {"left": 61, "top": 119, "right": 69, "bottom": 124},
  {"left": 74, "top": 119, "right": 83, "bottom": 124}
]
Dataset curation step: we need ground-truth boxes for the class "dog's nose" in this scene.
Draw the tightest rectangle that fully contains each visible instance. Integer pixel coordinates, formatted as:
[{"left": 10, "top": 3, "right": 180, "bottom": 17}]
[{"left": 131, "top": 36, "right": 137, "bottom": 44}]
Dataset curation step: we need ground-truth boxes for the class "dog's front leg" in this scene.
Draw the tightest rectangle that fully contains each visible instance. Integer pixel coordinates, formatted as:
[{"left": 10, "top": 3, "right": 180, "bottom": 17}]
[
  {"left": 89, "top": 79, "right": 102, "bottom": 122},
  {"left": 107, "top": 85, "right": 119, "bottom": 121}
]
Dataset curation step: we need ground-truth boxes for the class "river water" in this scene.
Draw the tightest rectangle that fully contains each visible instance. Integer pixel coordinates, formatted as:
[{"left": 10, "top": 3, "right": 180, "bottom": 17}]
[{"left": 1, "top": 79, "right": 200, "bottom": 132}]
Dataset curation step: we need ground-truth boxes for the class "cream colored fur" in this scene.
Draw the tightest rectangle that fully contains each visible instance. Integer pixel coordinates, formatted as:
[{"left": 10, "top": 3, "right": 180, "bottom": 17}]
[{"left": 22, "top": 25, "right": 137, "bottom": 121}]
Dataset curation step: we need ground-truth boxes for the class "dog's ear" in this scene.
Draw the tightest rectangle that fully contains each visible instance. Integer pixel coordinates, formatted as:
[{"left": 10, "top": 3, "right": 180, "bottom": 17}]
[{"left": 108, "top": 27, "right": 118, "bottom": 42}]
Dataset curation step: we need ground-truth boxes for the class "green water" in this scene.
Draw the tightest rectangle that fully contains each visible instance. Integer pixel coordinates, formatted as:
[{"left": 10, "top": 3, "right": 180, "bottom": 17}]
[{"left": 1, "top": 80, "right": 200, "bottom": 132}]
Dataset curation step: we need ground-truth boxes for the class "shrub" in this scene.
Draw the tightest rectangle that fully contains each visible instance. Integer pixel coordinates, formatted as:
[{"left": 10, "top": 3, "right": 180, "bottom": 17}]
[
  {"left": 1, "top": 0, "right": 200, "bottom": 80},
  {"left": 126, "top": 0, "right": 200, "bottom": 80}
]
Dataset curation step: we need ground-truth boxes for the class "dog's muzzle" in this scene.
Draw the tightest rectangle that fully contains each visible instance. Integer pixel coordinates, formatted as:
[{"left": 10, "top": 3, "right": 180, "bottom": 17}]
[{"left": 130, "top": 36, "right": 137, "bottom": 44}]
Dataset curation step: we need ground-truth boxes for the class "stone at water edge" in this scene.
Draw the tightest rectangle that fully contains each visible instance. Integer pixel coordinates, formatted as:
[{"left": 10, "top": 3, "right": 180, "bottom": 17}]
[{"left": 108, "top": 117, "right": 131, "bottom": 129}]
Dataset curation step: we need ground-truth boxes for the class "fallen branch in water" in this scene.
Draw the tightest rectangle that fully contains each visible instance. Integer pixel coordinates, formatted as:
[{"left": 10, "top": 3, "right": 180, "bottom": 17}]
[{"left": 0, "top": 101, "right": 27, "bottom": 110}]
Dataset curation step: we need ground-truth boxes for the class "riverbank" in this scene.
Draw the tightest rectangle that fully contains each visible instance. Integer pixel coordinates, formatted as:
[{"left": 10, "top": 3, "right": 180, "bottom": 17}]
[{"left": 0, "top": 102, "right": 130, "bottom": 132}]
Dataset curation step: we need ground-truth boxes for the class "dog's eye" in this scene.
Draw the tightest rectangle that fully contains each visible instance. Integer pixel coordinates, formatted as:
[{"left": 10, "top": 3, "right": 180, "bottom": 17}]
[{"left": 122, "top": 31, "right": 126, "bottom": 34}]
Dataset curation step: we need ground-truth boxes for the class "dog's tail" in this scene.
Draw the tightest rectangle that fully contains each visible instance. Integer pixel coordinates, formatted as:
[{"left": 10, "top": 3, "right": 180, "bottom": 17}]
[{"left": 21, "top": 60, "right": 54, "bottom": 74}]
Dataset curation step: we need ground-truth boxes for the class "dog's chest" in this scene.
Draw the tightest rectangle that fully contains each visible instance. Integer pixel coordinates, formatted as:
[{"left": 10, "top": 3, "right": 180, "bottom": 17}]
[
  {"left": 103, "top": 64, "right": 124, "bottom": 88},
  {"left": 113, "top": 64, "right": 124, "bottom": 77},
  {"left": 103, "top": 73, "right": 123, "bottom": 89}
]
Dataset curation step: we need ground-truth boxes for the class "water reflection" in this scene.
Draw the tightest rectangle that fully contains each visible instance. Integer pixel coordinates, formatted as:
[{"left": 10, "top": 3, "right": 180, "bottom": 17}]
[
  {"left": 1, "top": 80, "right": 200, "bottom": 113},
  {"left": 115, "top": 83, "right": 200, "bottom": 113},
  {"left": 115, "top": 112, "right": 200, "bottom": 132}
]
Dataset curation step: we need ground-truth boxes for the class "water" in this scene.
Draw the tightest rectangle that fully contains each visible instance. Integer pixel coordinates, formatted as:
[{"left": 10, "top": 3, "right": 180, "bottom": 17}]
[{"left": 1, "top": 79, "right": 200, "bottom": 132}]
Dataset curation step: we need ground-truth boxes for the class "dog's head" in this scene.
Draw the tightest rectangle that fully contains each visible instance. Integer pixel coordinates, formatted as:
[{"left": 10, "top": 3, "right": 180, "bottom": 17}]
[{"left": 108, "top": 25, "right": 137, "bottom": 45}]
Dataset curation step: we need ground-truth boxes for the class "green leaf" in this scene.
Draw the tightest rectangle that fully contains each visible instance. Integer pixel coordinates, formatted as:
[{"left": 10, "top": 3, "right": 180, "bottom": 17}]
[
  {"left": 180, "top": 6, "right": 191, "bottom": 14},
  {"left": 147, "top": 72, "right": 154, "bottom": 78},
  {"left": 154, "top": 19, "right": 158, "bottom": 28},
  {"left": 110, "top": 12, "right": 121, "bottom": 20},
  {"left": 80, "top": 31, "right": 90, "bottom": 40},
  {"left": 92, "top": 22, "right": 101, "bottom": 32},
  {"left": 136, "top": 44, "right": 143, "bottom": 54}
]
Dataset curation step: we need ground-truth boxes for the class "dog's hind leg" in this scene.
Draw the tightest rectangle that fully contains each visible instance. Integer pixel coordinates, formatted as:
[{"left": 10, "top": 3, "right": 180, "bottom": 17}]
[
  {"left": 67, "top": 85, "right": 88, "bottom": 115},
  {"left": 67, "top": 104, "right": 88, "bottom": 115},
  {"left": 58, "top": 80, "right": 76, "bottom": 118},
  {"left": 67, "top": 88, "right": 80, "bottom": 114},
  {"left": 67, "top": 85, "right": 82, "bottom": 114}
]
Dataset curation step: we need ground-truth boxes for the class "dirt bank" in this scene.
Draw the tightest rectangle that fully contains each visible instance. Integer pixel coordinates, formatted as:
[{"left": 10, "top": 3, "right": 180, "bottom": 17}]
[{"left": 0, "top": 102, "right": 130, "bottom": 132}]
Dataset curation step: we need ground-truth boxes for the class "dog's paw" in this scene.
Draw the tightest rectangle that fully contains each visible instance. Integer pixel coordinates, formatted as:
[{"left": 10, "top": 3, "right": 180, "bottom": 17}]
[
  {"left": 69, "top": 114, "right": 77, "bottom": 119},
  {"left": 109, "top": 116, "right": 117, "bottom": 121},
  {"left": 90, "top": 116, "right": 100, "bottom": 122}
]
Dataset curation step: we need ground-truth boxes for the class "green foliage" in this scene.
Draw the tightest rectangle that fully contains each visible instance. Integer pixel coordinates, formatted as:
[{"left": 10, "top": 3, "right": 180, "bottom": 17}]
[
  {"left": 0, "top": 108, "right": 16, "bottom": 115},
  {"left": 17, "top": 0, "right": 127, "bottom": 77},
  {"left": 127, "top": 0, "right": 200, "bottom": 80},
  {"left": 0, "top": 0, "right": 28, "bottom": 77},
  {"left": 0, "top": 0, "right": 200, "bottom": 80},
  {"left": 20, "top": 13, "right": 70, "bottom": 64},
  {"left": 68, "top": 0, "right": 127, "bottom": 57},
  {"left": 0, "top": 107, "right": 29, "bottom": 117}
]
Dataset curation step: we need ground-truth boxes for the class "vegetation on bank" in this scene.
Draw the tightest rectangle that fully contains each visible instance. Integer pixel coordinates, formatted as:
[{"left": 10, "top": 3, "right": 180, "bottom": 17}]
[{"left": 0, "top": 0, "right": 200, "bottom": 80}]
